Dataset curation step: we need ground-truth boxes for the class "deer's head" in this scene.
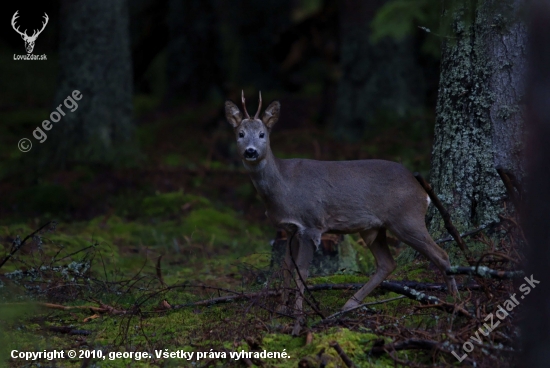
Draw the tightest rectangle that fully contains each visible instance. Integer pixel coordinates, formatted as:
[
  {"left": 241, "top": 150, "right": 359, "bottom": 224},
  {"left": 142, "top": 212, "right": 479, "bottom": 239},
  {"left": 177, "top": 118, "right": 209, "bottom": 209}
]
[
  {"left": 11, "top": 11, "right": 49, "bottom": 54},
  {"left": 225, "top": 92, "right": 280, "bottom": 165}
]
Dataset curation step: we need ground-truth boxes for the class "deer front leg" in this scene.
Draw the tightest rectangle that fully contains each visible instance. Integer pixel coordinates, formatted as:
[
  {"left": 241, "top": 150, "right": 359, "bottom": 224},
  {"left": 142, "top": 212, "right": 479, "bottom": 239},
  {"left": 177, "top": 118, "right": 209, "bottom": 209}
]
[
  {"left": 290, "top": 231, "right": 316, "bottom": 335},
  {"left": 278, "top": 237, "right": 294, "bottom": 313}
]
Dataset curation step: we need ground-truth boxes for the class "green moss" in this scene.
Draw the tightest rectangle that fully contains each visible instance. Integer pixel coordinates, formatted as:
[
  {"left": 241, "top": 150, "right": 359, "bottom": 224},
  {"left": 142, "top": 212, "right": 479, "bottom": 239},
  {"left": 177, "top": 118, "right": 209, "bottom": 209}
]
[
  {"left": 140, "top": 191, "right": 211, "bottom": 218},
  {"left": 262, "top": 328, "right": 391, "bottom": 368}
]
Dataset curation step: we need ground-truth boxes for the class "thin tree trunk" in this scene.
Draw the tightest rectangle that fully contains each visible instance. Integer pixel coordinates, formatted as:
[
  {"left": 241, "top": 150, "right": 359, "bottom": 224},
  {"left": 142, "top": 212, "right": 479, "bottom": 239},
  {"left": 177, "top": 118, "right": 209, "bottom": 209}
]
[
  {"left": 50, "top": 0, "right": 134, "bottom": 166},
  {"left": 428, "top": 0, "right": 527, "bottom": 253}
]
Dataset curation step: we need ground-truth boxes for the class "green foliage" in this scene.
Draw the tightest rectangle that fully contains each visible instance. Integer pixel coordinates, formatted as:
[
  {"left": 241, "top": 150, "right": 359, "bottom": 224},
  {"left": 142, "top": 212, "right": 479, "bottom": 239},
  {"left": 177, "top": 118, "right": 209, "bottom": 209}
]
[
  {"left": 0, "top": 302, "right": 39, "bottom": 367},
  {"left": 371, "top": 0, "right": 441, "bottom": 57},
  {"left": 140, "top": 191, "right": 211, "bottom": 218}
]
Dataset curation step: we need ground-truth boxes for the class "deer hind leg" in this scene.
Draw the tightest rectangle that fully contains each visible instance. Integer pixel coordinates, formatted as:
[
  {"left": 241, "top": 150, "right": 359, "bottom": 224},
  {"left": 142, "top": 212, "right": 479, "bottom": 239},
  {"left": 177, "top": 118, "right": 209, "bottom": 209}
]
[
  {"left": 342, "top": 228, "right": 396, "bottom": 311},
  {"left": 390, "top": 221, "right": 459, "bottom": 296}
]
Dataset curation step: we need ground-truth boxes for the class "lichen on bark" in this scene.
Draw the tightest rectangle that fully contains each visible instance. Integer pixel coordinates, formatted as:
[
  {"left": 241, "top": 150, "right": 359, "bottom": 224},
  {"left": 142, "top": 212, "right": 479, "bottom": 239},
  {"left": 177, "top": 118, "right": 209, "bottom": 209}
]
[{"left": 427, "top": 0, "right": 526, "bottom": 249}]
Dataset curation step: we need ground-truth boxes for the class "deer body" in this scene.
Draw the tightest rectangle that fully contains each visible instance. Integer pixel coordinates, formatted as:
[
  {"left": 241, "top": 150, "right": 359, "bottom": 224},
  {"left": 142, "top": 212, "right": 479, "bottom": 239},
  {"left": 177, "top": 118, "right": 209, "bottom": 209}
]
[
  {"left": 226, "top": 93, "right": 458, "bottom": 335},
  {"left": 249, "top": 154, "right": 425, "bottom": 235}
]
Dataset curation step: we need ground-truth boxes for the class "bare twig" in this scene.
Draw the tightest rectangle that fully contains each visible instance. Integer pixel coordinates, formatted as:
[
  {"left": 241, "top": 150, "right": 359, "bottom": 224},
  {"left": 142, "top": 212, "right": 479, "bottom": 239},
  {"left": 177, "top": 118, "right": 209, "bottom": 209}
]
[
  {"left": 413, "top": 173, "right": 473, "bottom": 264},
  {"left": 323, "top": 295, "right": 406, "bottom": 320},
  {"left": 329, "top": 341, "right": 357, "bottom": 368},
  {"left": 379, "top": 281, "right": 472, "bottom": 318},
  {"left": 156, "top": 255, "right": 166, "bottom": 288},
  {"left": 0, "top": 221, "right": 53, "bottom": 270},
  {"left": 435, "top": 225, "right": 489, "bottom": 244}
]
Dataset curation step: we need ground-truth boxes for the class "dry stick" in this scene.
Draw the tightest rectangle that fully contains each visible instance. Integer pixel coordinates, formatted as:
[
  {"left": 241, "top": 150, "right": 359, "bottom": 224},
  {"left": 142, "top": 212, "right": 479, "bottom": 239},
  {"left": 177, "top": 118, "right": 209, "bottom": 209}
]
[
  {"left": 287, "top": 231, "right": 325, "bottom": 319},
  {"left": 310, "top": 280, "right": 481, "bottom": 293},
  {"left": 39, "top": 302, "right": 127, "bottom": 315},
  {"left": 435, "top": 225, "right": 488, "bottom": 244},
  {"left": 445, "top": 266, "right": 524, "bottom": 279},
  {"left": 413, "top": 173, "right": 474, "bottom": 265},
  {"left": 329, "top": 341, "right": 357, "bottom": 368},
  {"left": 323, "top": 295, "right": 406, "bottom": 320},
  {"left": 167, "top": 280, "right": 481, "bottom": 310},
  {"left": 155, "top": 255, "right": 166, "bottom": 288},
  {"left": 379, "top": 281, "right": 472, "bottom": 318},
  {"left": 0, "top": 221, "right": 52, "bottom": 270}
]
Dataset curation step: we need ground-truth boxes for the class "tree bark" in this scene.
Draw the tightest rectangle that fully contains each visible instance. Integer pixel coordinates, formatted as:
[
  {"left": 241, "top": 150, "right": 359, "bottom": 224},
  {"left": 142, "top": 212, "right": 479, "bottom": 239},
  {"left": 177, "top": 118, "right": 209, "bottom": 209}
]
[
  {"left": 50, "top": 0, "right": 134, "bottom": 166},
  {"left": 428, "top": 0, "right": 527, "bottom": 245}
]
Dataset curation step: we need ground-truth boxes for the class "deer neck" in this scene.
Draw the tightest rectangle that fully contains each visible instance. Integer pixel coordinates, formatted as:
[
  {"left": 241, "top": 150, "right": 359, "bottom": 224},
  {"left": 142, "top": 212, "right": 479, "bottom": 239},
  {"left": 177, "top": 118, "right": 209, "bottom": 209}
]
[{"left": 243, "top": 148, "right": 284, "bottom": 203}]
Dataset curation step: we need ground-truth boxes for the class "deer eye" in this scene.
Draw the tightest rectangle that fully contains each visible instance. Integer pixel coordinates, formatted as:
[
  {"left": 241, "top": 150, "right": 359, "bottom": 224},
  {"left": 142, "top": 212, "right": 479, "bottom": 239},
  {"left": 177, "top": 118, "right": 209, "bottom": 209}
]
[
  {"left": 259, "top": 132, "right": 265, "bottom": 138},
  {"left": 239, "top": 132, "right": 244, "bottom": 138}
]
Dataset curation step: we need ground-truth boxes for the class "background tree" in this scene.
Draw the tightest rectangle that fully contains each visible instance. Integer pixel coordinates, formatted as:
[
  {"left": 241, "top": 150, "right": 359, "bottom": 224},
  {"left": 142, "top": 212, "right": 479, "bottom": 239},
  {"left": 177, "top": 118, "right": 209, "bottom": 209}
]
[
  {"left": 165, "top": 0, "right": 225, "bottom": 104},
  {"left": 427, "top": 0, "right": 527, "bottom": 252},
  {"left": 332, "top": 0, "right": 430, "bottom": 140},
  {"left": 50, "top": 0, "right": 134, "bottom": 166}
]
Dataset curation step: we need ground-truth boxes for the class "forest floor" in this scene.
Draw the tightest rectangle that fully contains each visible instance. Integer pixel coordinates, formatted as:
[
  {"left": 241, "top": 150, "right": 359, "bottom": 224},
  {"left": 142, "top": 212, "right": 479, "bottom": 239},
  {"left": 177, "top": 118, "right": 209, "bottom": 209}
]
[{"left": 0, "top": 93, "right": 524, "bottom": 367}]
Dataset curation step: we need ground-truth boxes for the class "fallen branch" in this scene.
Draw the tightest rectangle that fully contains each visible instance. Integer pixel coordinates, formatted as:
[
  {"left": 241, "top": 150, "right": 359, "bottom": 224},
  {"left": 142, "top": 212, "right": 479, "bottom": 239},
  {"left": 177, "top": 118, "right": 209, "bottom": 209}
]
[
  {"left": 170, "top": 281, "right": 479, "bottom": 310},
  {"left": 0, "top": 221, "right": 53, "bottom": 270},
  {"left": 329, "top": 341, "right": 356, "bottom": 368},
  {"left": 435, "top": 225, "right": 489, "bottom": 244},
  {"left": 171, "top": 289, "right": 281, "bottom": 309},
  {"left": 379, "top": 281, "right": 472, "bottom": 318},
  {"left": 446, "top": 266, "right": 524, "bottom": 279},
  {"left": 39, "top": 302, "right": 127, "bottom": 315},
  {"left": 323, "top": 295, "right": 406, "bottom": 320},
  {"left": 311, "top": 280, "right": 480, "bottom": 293}
]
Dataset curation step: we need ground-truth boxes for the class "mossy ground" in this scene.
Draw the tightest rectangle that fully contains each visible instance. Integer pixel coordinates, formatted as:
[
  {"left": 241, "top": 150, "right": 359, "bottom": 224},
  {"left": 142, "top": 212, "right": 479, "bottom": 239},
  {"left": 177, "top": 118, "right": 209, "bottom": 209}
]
[{"left": 0, "top": 73, "right": 514, "bottom": 367}]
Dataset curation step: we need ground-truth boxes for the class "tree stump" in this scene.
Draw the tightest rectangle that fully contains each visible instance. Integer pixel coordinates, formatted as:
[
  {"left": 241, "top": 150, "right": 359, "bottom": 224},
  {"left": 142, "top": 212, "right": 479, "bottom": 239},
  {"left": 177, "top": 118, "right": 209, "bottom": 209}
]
[{"left": 270, "top": 230, "right": 362, "bottom": 277}]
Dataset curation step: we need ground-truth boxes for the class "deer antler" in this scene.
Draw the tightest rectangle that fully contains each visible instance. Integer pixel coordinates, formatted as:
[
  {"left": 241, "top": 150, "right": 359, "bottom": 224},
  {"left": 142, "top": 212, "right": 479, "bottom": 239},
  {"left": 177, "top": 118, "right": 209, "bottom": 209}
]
[
  {"left": 254, "top": 91, "right": 262, "bottom": 120},
  {"left": 241, "top": 90, "right": 251, "bottom": 119},
  {"left": 11, "top": 11, "right": 27, "bottom": 38},
  {"left": 30, "top": 13, "right": 49, "bottom": 39}
]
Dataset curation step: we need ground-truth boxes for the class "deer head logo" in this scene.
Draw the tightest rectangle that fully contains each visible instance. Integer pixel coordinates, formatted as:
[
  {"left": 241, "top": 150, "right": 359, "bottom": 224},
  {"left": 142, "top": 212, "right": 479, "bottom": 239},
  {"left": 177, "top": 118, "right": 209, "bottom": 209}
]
[{"left": 11, "top": 11, "right": 49, "bottom": 54}]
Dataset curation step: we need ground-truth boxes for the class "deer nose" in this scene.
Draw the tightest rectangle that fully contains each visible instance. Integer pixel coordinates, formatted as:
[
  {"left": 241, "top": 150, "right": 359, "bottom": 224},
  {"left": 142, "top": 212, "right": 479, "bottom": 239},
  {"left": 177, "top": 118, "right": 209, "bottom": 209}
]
[{"left": 244, "top": 148, "right": 258, "bottom": 159}]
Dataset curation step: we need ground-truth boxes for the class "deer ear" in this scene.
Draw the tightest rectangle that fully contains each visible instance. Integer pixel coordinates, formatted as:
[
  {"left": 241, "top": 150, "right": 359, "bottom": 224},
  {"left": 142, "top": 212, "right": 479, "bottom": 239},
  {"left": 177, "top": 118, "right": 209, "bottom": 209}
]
[
  {"left": 225, "top": 101, "right": 243, "bottom": 128},
  {"left": 262, "top": 101, "right": 280, "bottom": 130}
]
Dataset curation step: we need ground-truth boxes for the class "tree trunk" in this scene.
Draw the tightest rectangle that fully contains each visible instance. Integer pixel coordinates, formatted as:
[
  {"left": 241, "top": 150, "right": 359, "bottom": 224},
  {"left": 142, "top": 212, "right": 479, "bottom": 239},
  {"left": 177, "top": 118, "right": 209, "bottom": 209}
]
[
  {"left": 428, "top": 0, "right": 527, "bottom": 252},
  {"left": 333, "top": 0, "right": 427, "bottom": 141},
  {"left": 50, "top": 0, "right": 134, "bottom": 166}
]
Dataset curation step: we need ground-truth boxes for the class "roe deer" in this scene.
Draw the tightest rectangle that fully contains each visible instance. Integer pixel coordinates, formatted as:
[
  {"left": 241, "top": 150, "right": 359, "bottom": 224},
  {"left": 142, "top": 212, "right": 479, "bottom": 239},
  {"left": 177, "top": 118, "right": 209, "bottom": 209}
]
[{"left": 225, "top": 92, "right": 458, "bottom": 334}]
